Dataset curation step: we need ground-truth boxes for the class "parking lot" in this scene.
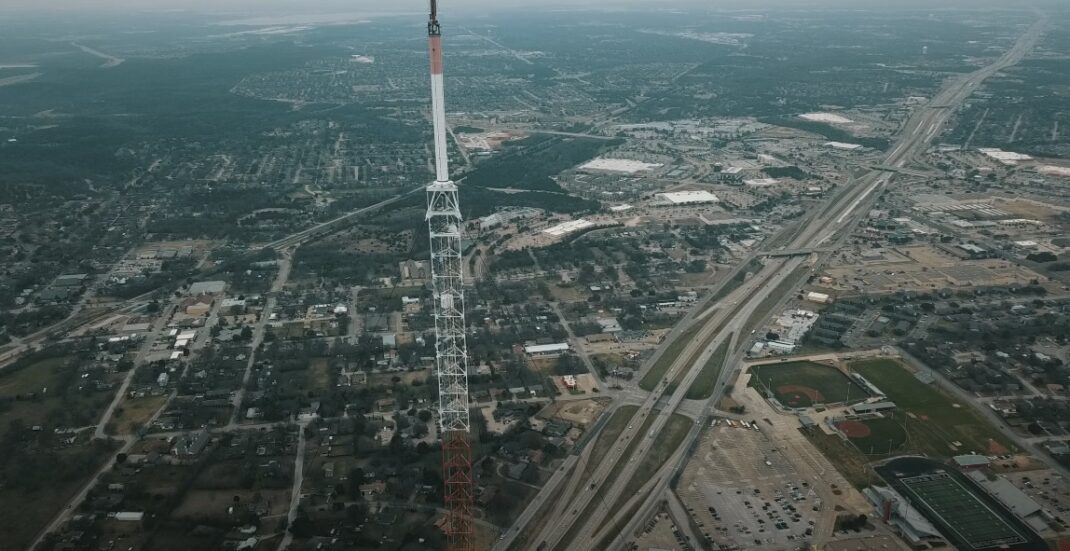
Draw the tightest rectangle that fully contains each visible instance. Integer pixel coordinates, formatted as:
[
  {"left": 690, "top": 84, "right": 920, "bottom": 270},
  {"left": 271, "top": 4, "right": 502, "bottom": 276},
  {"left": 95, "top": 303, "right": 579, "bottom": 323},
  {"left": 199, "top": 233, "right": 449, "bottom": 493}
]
[
  {"left": 1004, "top": 470, "right": 1070, "bottom": 531},
  {"left": 633, "top": 510, "right": 693, "bottom": 551},
  {"left": 675, "top": 420, "right": 820, "bottom": 550}
]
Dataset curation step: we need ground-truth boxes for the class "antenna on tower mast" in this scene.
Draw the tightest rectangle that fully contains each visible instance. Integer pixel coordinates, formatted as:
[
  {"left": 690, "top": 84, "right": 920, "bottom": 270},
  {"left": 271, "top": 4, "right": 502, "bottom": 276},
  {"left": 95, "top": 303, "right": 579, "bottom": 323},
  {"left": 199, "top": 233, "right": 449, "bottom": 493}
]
[{"left": 423, "top": 2, "right": 474, "bottom": 550}]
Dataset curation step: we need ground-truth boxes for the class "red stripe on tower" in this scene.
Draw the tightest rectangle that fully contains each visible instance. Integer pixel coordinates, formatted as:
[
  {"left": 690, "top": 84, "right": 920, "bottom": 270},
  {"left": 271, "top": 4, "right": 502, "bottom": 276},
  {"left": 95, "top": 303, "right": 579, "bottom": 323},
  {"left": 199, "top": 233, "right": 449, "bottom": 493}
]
[{"left": 430, "top": 36, "right": 444, "bottom": 75}]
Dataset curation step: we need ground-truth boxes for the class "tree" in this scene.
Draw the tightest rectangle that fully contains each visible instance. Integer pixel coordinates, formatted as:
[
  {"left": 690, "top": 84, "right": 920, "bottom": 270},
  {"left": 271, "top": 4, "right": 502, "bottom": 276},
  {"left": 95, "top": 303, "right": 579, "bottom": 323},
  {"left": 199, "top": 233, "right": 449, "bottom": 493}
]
[{"left": 289, "top": 515, "right": 315, "bottom": 538}]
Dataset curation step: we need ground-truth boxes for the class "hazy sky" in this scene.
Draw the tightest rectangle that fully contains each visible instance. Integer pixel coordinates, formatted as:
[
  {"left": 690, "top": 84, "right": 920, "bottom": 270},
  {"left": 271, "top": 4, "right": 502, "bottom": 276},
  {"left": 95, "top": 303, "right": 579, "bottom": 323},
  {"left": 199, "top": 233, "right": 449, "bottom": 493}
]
[{"left": 1, "top": 0, "right": 1044, "bottom": 16}]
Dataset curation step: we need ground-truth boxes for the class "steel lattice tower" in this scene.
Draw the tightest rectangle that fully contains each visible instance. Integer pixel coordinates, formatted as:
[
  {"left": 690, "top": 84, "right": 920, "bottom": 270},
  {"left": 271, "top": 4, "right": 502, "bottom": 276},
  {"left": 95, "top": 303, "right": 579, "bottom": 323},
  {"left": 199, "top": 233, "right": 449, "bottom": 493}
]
[{"left": 425, "top": 2, "right": 474, "bottom": 550}]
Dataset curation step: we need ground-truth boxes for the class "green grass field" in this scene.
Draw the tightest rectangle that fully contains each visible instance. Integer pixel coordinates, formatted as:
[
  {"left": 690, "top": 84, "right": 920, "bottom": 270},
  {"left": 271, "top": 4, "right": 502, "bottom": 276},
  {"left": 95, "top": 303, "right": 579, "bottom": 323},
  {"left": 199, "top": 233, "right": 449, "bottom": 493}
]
[
  {"left": 639, "top": 323, "right": 702, "bottom": 391},
  {"left": 750, "top": 361, "right": 868, "bottom": 407},
  {"left": 0, "top": 356, "right": 114, "bottom": 429},
  {"left": 900, "top": 472, "right": 1025, "bottom": 549},
  {"left": 685, "top": 337, "right": 731, "bottom": 400},
  {"left": 841, "top": 415, "right": 908, "bottom": 456},
  {"left": 0, "top": 356, "right": 66, "bottom": 397},
  {"left": 851, "top": 359, "right": 1014, "bottom": 457}
]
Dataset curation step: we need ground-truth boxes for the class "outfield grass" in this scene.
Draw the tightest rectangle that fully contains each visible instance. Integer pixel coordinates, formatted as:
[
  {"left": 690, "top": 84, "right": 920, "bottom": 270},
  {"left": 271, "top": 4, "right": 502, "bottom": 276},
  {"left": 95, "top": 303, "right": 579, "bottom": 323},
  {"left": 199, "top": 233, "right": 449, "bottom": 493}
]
[
  {"left": 847, "top": 415, "right": 908, "bottom": 456},
  {"left": 851, "top": 359, "right": 1015, "bottom": 457},
  {"left": 639, "top": 323, "right": 702, "bottom": 391},
  {"left": 685, "top": 337, "right": 732, "bottom": 400},
  {"left": 750, "top": 361, "right": 868, "bottom": 407}
]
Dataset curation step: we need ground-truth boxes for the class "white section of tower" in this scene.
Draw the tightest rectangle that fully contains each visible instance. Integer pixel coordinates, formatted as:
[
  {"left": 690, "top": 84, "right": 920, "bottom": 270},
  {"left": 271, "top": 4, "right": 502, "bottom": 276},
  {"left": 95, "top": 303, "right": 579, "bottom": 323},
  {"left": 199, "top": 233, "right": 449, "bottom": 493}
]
[
  {"left": 426, "top": 16, "right": 471, "bottom": 434},
  {"left": 430, "top": 71, "right": 450, "bottom": 183}
]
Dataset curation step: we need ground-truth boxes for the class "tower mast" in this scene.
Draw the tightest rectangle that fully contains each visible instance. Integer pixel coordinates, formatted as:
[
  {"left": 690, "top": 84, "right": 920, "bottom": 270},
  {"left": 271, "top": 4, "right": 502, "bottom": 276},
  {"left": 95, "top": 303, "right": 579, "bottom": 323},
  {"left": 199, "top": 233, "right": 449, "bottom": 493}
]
[{"left": 424, "top": 2, "right": 474, "bottom": 550}]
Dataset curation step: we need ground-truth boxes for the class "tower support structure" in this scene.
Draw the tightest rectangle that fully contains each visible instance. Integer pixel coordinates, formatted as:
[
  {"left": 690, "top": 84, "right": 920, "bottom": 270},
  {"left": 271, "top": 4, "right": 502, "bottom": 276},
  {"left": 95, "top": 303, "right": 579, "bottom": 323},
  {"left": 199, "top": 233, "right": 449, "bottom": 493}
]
[{"left": 424, "top": 2, "right": 474, "bottom": 550}]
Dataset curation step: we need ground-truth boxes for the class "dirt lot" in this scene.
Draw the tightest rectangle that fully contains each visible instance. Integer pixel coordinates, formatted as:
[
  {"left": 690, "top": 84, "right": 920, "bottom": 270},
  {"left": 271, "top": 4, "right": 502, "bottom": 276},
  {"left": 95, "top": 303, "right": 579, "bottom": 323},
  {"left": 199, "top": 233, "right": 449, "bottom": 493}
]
[
  {"left": 551, "top": 397, "right": 607, "bottom": 427},
  {"left": 366, "top": 367, "right": 432, "bottom": 387},
  {"left": 676, "top": 421, "right": 824, "bottom": 550},
  {"left": 112, "top": 395, "right": 168, "bottom": 435},
  {"left": 1003, "top": 470, "right": 1070, "bottom": 531},
  {"left": 821, "top": 244, "right": 1049, "bottom": 293},
  {"left": 172, "top": 488, "right": 291, "bottom": 519},
  {"left": 633, "top": 510, "right": 688, "bottom": 551},
  {"left": 993, "top": 197, "right": 1070, "bottom": 221}
]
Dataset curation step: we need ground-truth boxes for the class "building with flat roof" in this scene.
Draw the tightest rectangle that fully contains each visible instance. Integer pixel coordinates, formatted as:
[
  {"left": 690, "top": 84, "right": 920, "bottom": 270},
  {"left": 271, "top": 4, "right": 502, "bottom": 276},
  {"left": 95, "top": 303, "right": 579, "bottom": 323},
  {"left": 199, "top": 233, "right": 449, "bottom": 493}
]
[
  {"left": 188, "top": 280, "right": 226, "bottom": 295},
  {"left": 579, "top": 158, "right": 663, "bottom": 174},
  {"left": 543, "top": 219, "right": 595, "bottom": 237},
  {"left": 656, "top": 190, "right": 720, "bottom": 205},
  {"left": 524, "top": 343, "right": 569, "bottom": 357},
  {"left": 54, "top": 273, "right": 89, "bottom": 287},
  {"left": 851, "top": 401, "right": 896, "bottom": 415},
  {"left": 953, "top": 454, "right": 991, "bottom": 470}
]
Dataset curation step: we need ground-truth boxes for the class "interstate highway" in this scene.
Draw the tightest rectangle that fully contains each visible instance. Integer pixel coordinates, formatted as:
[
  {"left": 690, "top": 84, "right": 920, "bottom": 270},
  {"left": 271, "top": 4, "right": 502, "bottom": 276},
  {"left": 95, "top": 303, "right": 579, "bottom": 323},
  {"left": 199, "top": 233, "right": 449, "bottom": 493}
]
[{"left": 500, "top": 17, "right": 1046, "bottom": 551}]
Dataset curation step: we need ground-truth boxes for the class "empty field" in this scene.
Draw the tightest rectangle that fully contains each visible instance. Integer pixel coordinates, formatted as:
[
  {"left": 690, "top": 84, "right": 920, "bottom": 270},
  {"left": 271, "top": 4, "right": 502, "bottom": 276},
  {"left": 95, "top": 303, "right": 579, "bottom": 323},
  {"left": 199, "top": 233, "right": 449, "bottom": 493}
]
[
  {"left": 750, "top": 361, "right": 868, "bottom": 408},
  {"left": 112, "top": 395, "right": 168, "bottom": 435}
]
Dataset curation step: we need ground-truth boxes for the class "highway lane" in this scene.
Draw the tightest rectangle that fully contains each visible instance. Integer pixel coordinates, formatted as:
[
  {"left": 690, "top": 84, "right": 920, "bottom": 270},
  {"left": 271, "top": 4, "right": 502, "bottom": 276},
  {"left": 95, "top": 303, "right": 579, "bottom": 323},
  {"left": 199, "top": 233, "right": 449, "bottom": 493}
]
[
  {"left": 533, "top": 112, "right": 897, "bottom": 548},
  {"left": 509, "top": 18, "right": 1046, "bottom": 551},
  {"left": 527, "top": 258, "right": 804, "bottom": 551}
]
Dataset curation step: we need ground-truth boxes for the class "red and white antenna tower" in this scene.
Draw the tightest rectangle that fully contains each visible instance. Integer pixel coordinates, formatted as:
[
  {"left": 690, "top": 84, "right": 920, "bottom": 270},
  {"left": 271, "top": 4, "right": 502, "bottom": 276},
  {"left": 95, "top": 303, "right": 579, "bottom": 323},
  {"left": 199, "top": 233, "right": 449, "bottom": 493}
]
[{"left": 424, "top": 2, "right": 474, "bottom": 550}]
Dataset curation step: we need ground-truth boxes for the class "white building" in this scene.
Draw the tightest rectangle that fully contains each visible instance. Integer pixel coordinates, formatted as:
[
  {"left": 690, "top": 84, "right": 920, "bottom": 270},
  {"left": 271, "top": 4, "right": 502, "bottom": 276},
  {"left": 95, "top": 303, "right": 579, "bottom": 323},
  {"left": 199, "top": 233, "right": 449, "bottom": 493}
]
[
  {"left": 824, "top": 141, "right": 863, "bottom": 151},
  {"left": 805, "top": 291, "right": 831, "bottom": 304},
  {"left": 656, "top": 191, "right": 720, "bottom": 205},
  {"left": 579, "top": 158, "right": 663, "bottom": 174},
  {"left": 525, "top": 343, "right": 570, "bottom": 357},
  {"left": 543, "top": 219, "right": 595, "bottom": 237}
]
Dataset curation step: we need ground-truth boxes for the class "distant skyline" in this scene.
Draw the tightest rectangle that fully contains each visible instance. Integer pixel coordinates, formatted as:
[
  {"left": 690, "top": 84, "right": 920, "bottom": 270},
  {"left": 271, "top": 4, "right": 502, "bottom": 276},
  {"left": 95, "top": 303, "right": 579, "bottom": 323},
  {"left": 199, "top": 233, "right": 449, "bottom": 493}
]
[{"left": 0, "top": 0, "right": 1058, "bottom": 16}]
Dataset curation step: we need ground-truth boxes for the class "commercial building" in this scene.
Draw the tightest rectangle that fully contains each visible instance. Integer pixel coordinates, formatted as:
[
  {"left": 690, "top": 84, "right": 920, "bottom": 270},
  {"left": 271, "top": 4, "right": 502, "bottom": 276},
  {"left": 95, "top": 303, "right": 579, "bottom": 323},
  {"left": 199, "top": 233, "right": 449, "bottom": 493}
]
[
  {"left": 579, "top": 158, "right": 663, "bottom": 174},
  {"left": 655, "top": 190, "right": 720, "bottom": 205},
  {"left": 524, "top": 343, "right": 570, "bottom": 357},
  {"left": 806, "top": 291, "right": 831, "bottom": 304},
  {"left": 824, "top": 141, "right": 863, "bottom": 151},
  {"left": 188, "top": 280, "right": 226, "bottom": 295},
  {"left": 543, "top": 219, "right": 595, "bottom": 237},
  {"left": 953, "top": 454, "right": 991, "bottom": 470}
]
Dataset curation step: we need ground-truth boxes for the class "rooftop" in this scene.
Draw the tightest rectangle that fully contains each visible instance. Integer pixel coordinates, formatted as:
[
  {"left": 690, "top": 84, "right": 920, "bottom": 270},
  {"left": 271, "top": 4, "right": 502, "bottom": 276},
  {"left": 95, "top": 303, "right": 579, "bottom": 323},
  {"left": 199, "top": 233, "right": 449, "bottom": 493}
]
[{"left": 656, "top": 190, "right": 720, "bottom": 205}]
